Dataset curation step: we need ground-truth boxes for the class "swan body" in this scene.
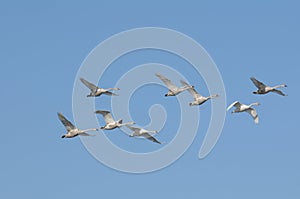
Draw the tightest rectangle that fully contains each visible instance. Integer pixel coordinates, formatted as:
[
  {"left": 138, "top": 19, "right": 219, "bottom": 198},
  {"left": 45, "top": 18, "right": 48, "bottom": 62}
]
[
  {"left": 250, "top": 77, "right": 287, "bottom": 96},
  {"left": 227, "top": 101, "right": 260, "bottom": 124},
  {"left": 80, "top": 78, "right": 120, "bottom": 97},
  {"left": 95, "top": 110, "right": 135, "bottom": 130},
  {"left": 180, "top": 80, "right": 219, "bottom": 106},
  {"left": 156, "top": 73, "right": 192, "bottom": 96},
  {"left": 57, "top": 112, "right": 98, "bottom": 138},
  {"left": 125, "top": 125, "right": 161, "bottom": 144}
]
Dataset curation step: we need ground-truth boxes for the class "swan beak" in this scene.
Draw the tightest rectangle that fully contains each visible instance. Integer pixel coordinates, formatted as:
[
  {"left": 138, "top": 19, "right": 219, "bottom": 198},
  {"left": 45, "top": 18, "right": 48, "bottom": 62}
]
[
  {"left": 61, "top": 135, "right": 66, "bottom": 138},
  {"left": 164, "top": 94, "right": 168, "bottom": 97}
]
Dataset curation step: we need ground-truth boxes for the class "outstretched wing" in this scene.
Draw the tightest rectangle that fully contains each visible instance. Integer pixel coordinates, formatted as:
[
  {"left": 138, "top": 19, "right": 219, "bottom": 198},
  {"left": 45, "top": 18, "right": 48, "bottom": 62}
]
[
  {"left": 79, "top": 132, "right": 94, "bottom": 136},
  {"left": 250, "top": 77, "right": 266, "bottom": 89},
  {"left": 272, "top": 89, "right": 286, "bottom": 96},
  {"left": 80, "top": 78, "right": 98, "bottom": 91},
  {"left": 125, "top": 125, "right": 141, "bottom": 132},
  {"left": 155, "top": 73, "right": 177, "bottom": 91},
  {"left": 95, "top": 110, "right": 115, "bottom": 124},
  {"left": 227, "top": 101, "right": 241, "bottom": 111},
  {"left": 142, "top": 133, "right": 161, "bottom": 144},
  {"left": 180, "top": 80, "right": 201, "bottom": 99},
  {"left": 57, "top": 112, "right": 75, "bottom": 131},
  {"left": 246, "top": 108, "right": 259, "bottom": 124},
  {"left": 103, "top": 91, "right": 118, "bottom": 96}
]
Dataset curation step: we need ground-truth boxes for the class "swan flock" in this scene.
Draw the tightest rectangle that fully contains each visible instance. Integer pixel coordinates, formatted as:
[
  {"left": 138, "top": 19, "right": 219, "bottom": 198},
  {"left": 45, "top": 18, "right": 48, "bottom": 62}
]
[{"left": 58, "top": 74, "right": 287, "bottom": 143}]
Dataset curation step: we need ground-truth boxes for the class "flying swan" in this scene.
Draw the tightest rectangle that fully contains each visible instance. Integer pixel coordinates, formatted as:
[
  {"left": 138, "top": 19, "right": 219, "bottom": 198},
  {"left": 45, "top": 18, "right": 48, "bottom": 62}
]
[
  {"left": 227, "top": 101, "right": 260, "bottom": 124},
  {"left": 57, "top": 112, "right": 98, "bottom": 138},
  {"left": 125, "top": 125, "right": 161, "bottom": 144},
  {"left": 80, "top": 78, "right": 120, "bottom": 97},
  {"left": 180, "top": 80, "right": 219, "bottom": 106},
  {"left": 95, "top": 110, "right": 135, "bottom": 130},
  {"left": 155, "top": 73, "right": 192, "bottom": 96},
  {"left": 250, "top": 77, "right": 287, "bottom": 96}
]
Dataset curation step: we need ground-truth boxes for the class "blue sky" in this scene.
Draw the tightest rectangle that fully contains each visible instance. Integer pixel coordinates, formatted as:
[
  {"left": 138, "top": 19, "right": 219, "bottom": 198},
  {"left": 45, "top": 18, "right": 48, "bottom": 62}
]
[{"left": 1, "top": 0, "right": 299, "bottom": 198}]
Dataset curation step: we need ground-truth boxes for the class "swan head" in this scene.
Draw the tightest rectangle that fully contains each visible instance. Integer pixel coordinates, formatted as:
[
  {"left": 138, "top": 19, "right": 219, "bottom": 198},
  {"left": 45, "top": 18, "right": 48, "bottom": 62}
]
[
  {"left": 100, "top": 126, "right": 105, "bottom": 130},
  {"left": 61, "top": 135, "right": 66, "bottom": 138},
  {"left": 189, "top": 102, "right": 193, "bottom": 106},
  {"left": 117, "top": 119, "right": 123, "bottom": 124},
  {"left": 253, "top": 90, "right": 264, "bottom": 94},
  {"left": 165, "top": 92, "right": 175, "bottom": 96}
]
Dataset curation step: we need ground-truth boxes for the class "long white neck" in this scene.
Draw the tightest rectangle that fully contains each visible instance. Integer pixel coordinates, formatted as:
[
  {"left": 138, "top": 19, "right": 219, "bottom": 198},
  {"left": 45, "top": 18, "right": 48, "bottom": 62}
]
[
  {"left": 273, "top": 84, "right": 287, "bottom": 89},
  {"left": 208, "top": 94, "right": 219, "bottom": 99},
  {"left": 119, "top": 122, "right": 135, "bottom": 126},
  {"left": 147, "top": 130, "right": 157, "bottom": 134},
  {"left": 249, "top": 102, "right": 260, "bottom": 107},
  {"left": 81, "top": 128, "right": 98, "bottom": 133}
]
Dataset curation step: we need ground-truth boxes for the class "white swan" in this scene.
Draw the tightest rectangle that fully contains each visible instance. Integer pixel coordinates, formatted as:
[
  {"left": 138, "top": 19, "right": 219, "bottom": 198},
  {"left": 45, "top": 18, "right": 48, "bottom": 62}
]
[
  {"left": 57, "top": 112, "right": 98, "bottom": 138},
  {"left": 180, "top": 80, "right": 219, "bottom": 106},
  {"left": 250, "top": 77, "right": 287, "bottom": 96},
  {"left": 227, "top": 101, "right": 260, "bottom": 124},
  {"left": 95, "top": 110, "right": 135, "bottom": 130},
  {"left": 155, "top": 73, "right": 192, "bottom": 96},
  {"left": 80, "top": 78, "right": 120, "bottom": 97},
  {"left": 125, "top": 125, "right": 161, "bottom": 144}
]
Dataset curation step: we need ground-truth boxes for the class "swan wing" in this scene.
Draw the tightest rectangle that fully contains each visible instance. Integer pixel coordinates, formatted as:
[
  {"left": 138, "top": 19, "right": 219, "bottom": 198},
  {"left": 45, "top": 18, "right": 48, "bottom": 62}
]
[
  {"left": 103, "top": 91, "right": 118, "bottom": 96},
  {"left": 79, "top": 132, "right": 93, "bottom": 136},
  {"left": 142, "top": 133, "right": 161, "bottom": 144},
  {"left": 57, "top": 112, "right": 75, "bottom": 131},
  {"left": 125, "top": 125, "right": 140, "bottom": 132},
  {"left": 95, "top": 110, "right": 115, "bottom": 124},
  {"left": 80, "top": 78, "right": 98, "bottom": 91},
  {"left": 272, "top": 89, "right": 286, "bottom": 96},
  {"left": 180, "top": 80, "right": 201, "bottom": 99},
  {"left": 246, "top": 108, "right": 259, "bottom": 124},
  {"left": 227, "top": 101, "right": 241, "bottom": 111},
  {"left": 250, "top": 77, "right": 266, "bottom": 89},
  {"left": 156, "top": 73, "right": 177, "bottom": 90}
]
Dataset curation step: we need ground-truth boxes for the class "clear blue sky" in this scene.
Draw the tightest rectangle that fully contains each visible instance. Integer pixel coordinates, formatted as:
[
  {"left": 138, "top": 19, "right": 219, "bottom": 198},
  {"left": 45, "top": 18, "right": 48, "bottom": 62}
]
[{"left": 1, "top": 0, "right": 299, "bottom": 198}]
